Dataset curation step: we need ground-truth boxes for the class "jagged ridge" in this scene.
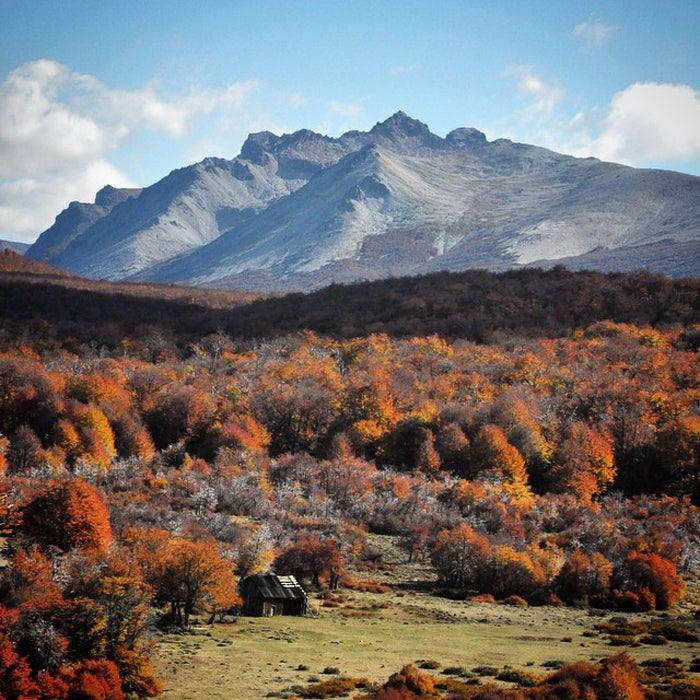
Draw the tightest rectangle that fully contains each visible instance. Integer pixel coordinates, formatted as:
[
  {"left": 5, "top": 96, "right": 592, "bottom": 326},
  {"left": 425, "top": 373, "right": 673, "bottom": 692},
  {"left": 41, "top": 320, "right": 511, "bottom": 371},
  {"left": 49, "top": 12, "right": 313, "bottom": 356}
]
[{"left": 26, "top": 113, "right": 700, "bottom": 290}]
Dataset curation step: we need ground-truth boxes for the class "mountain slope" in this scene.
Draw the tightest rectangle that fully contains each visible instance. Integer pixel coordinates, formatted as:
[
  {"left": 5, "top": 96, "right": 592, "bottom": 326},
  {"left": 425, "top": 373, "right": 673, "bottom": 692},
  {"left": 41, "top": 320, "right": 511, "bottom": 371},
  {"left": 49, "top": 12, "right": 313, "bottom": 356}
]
[
  {"left": 27, "top": 112, "right": 700, "bottom": 289},
  {"left": 27, "top": 185, "right": 142, "bottom": 262},
  {"left": 0, "top": 240, "right": 30, "bottom": 254}
]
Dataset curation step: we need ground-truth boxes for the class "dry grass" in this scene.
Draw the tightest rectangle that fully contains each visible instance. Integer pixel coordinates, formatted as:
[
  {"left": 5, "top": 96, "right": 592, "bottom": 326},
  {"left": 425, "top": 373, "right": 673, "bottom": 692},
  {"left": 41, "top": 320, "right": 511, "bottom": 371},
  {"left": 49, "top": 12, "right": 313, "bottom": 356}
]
[{"left": 151, "top": 536, "right": 700, "bottom": 700}]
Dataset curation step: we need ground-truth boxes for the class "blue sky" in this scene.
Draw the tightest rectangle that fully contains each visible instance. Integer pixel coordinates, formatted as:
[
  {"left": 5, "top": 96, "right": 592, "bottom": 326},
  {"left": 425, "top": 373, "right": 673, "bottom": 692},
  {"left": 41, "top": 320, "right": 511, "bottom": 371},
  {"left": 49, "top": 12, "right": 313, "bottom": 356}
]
[{"left": 1, "top": 0, "right": 699, "bottom": 243}]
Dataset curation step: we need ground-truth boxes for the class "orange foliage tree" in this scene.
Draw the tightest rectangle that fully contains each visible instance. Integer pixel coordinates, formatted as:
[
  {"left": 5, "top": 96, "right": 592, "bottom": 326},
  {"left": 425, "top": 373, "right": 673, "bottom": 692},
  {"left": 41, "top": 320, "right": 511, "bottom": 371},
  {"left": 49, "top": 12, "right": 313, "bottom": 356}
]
[
  {"left": 430, "top": 523, "right": 491, "bottom": 590},
  {"left": 469, "top": 424, "right": 531, "bottom": 501},
  {"left": 485, "top": 545, "right": 547, "bottom": 602},
  {"left": 551, "top": 421, "right": 616, "bottom": 503},
  {"left": 248, "top": 337, "right": 343, "bottom": 456},
  {"left": 656, "top": 414, "right": 700, "bottom": 502},
  {"left": 20, "top": 478, "right": 112, "bottom": 554},
  {"left": 554, "top": 549, "right": 612, "bottom": 605},
  {"left": 153, "top": 537, "right": 240, "bottom": 627}
]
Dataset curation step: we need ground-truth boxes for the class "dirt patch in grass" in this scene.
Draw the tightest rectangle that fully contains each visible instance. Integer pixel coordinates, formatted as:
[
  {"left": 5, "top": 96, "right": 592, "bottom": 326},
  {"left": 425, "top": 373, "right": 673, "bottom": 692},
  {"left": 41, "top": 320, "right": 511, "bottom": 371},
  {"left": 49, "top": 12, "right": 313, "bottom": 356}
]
[{"left": 152, "top": 536, "right": 700, "bottom": 699}]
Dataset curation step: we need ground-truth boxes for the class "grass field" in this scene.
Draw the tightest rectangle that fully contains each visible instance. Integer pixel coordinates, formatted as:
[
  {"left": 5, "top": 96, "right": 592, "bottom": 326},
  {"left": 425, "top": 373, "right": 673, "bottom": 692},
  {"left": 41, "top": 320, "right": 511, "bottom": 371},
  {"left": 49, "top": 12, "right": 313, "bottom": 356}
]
[{"left": 152, "top": 536, "right": 700, "bottom": 699}]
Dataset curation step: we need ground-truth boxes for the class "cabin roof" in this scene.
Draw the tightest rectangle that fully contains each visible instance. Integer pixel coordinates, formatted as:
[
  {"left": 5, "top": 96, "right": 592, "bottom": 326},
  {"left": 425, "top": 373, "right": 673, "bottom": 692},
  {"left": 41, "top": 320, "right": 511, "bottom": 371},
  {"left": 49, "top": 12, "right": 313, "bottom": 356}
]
[{"left": 244, "top": 574, "right": 307, "bottom": 600}]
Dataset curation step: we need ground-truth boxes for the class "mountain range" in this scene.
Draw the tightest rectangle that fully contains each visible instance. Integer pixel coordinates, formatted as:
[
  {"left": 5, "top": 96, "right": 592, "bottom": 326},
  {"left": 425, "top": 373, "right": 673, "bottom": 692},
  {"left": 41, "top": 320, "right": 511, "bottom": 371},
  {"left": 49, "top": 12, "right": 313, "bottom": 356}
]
[{"left": 26, "top": 112, "right": 700, "bottom": 291}]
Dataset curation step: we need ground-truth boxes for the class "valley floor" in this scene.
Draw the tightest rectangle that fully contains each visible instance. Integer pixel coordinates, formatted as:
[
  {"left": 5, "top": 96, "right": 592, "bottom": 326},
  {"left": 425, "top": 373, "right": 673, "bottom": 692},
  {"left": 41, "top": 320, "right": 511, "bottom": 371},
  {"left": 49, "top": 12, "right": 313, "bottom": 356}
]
[{"left": 152, "top": 536, "right": 700, "bottom": 699}]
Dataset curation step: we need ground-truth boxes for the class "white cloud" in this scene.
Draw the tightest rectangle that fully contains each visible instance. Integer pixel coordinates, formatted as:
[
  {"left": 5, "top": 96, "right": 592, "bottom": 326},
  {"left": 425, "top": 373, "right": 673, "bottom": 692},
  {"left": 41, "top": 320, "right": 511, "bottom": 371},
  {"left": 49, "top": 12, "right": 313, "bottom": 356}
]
[
  {"left": 0, "top": 59, "right": 259, "bottom": 241},
  {"left": 0, "top": 159, "right": 133, "bottom": 240},
  {"left": 0, "top": 60, "right": 108, "bottom": 177},
  {"left": 105, "top": 79, "right": 259, "bottom": 138},
  {"left": 572, "top": 18, "right": 617, "bottom": 45},
  {"left": 568, "top": 82, "right": 700, "bottom": 166},
  {"left": 498, "top": 67, "right": 700, "bottom": 173},
  {"left": 327, "top": 100, "right": 364, "bottom": 118},
  {"left": 502, "top": 65, "right": 564, "bottom": 121},
  {"left": 390, "top": 64, "right": 421, "bottom": 76},
  {"left": 311, "top": 101, "right": 369, "bottom": 139}
]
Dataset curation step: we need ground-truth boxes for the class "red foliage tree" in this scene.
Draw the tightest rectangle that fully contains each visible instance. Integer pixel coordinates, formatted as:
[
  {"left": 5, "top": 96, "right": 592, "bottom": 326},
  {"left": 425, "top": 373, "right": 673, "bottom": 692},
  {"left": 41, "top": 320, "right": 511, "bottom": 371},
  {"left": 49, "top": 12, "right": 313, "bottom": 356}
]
[
  {"left": 274, "top": 534, "right": 345, "bottom": 589},
  {"left": 0, "top": 624, "right": 41, "bottom": 699},
  {"left": 617, "top": 551, "right": 683, "bottom": 610},
  {"left": 60, "top": 659, "right": 124, "bottom": 700},
  {"left": 0, "top": 545, "right": 62, "bottom": 607}
]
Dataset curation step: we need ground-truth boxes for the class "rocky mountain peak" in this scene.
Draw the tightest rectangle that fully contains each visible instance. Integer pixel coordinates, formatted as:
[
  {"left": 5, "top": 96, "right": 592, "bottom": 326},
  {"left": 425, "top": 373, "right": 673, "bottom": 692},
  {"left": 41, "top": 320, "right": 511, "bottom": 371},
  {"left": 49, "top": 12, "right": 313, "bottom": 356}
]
[
  {"left": 240, "top": 131, "right": 280, "bottom": 164},
  {"left": 445, "top": 127, "right": 487, "bottom": 148},
  {"left": 368, "top": 111, "right": 443, "bottom": 153},
  {"left": 370, "top": 111, "right": 429, "bottom": 136},
  {"left": 94, "top": 184, "right": 142, "bottom": 208},
  {"left": 26, "top": 113, "right": 700, "bottom": 288}
]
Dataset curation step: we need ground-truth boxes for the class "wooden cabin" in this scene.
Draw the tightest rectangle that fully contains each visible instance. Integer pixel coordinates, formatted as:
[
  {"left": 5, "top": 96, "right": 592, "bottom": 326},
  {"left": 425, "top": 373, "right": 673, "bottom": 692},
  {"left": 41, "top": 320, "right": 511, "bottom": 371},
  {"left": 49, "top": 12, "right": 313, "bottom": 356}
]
[{"left": 239, "top": 574, "right": 308, "bottom": 617}]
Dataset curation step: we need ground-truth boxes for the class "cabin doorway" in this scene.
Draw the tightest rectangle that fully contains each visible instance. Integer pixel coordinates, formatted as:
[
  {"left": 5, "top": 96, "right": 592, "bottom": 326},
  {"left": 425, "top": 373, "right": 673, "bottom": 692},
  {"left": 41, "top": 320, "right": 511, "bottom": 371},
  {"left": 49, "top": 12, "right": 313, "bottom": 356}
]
[{"left": 262, "top": 601, "right": 285, "bottom": 617}]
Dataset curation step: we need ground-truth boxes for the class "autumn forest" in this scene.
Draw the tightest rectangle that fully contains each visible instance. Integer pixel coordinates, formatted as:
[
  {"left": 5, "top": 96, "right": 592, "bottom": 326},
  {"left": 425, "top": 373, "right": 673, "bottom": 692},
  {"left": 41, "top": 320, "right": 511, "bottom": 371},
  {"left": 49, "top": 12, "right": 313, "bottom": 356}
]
[{"left": 0, "top": 251, "right": 699, "bottom": 699}]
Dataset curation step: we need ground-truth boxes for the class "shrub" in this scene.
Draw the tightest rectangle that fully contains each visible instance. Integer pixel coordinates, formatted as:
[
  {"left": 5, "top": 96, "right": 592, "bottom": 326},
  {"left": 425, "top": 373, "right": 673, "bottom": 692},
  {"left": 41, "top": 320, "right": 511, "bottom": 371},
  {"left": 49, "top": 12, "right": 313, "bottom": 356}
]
[
  {"left": 472, "top": 666, "right": 499, "bottom": 677},
  {"left": 597, "top": 653, "right": 646, "bottom": 700},
  {"left": 433, "top": 676, "right": 480, "bottom": 694},
  {"left": 441, "top": 666, "right": 468, "bottom": 676},
  {"left": 343, "top": 578, "right": 392, "bottom": 594},
  {"left": 607, "top": 635, "right": 637, "bottom": 647},
  {"left": 495, "top": 668, "right": 539, "bottom": 686},
  {"left": 300, "top": 676, "right": 368, "bottom": 698},
  {"left": 546, "top": 659, "right": 597, "bottom": 686},
  {"left": 594, "top": 620, "right": 648, "bottom": 637},
  {"left": 638, "top": 656, "right": 685, "bottom": 685},
  {"left": 469, "top": 593, "right": 496, "bottom": 604},
  {"left": 501, "top": 594, "right": 528, "bottom": 607},
  {"left": 384, "top": 664, "right": 435, "bottom": 696},
  {"left": 651, "top": 624, "right": 699, "bottom": 643},
  {"left": 368, "top": 687, "right": 422, "bottom": 700},
  {"left": 607, "top": 588, "right": 651, "bottom": 612}
]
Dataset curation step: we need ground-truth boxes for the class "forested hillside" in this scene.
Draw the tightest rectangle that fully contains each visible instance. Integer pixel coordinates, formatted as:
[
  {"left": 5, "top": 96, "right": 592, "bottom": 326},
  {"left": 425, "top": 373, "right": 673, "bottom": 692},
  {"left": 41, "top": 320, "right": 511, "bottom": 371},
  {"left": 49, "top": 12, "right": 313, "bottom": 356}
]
[
  {"left": 0, "top": 254, "right": 699, "bottom": 698},
  {"left": 1, "top": 250, "right": 699, "bottom": 347}
]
